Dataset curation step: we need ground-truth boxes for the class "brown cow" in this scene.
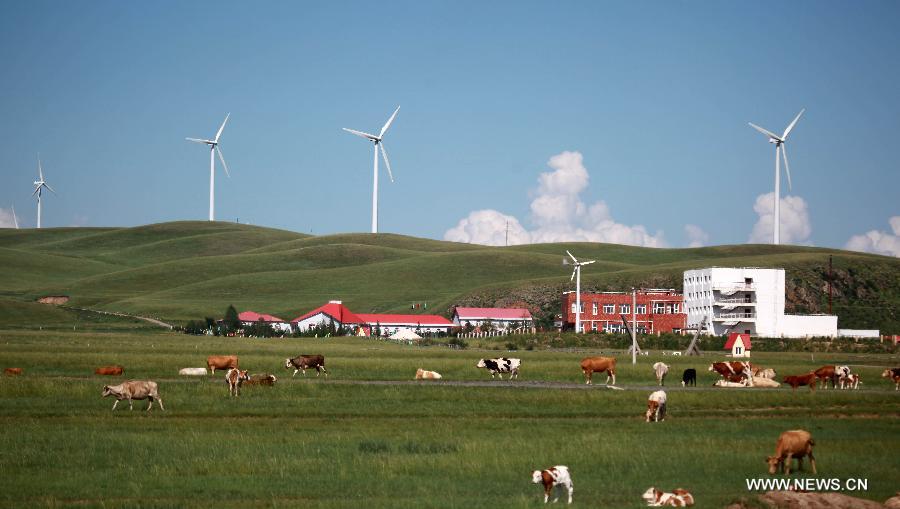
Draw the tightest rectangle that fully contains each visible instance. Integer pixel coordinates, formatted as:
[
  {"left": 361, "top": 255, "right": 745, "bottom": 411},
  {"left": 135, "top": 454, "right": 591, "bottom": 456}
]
[
  {"left": 882, "top": 368, "right": 900, "bottom": 391},
  {"left": 580, "top": 356, "right": 617, "bottom": 385},
  {"left": 813, "top": 365, "right": 837, "bottom": 389},
  {"left": 245, "top": 373, "right": 277, "bottom": 386},
  {"left": 101, "top": 380, "right": 164, "bottom": 411},
  {"left": 766, "top": 429, "right": 816, "bottom": 475},
  {"left": 225, "top": 368, "right": 249, "bottom": 397},
  {"left": 95, "top": 365, "right": 124, "bottom": 376},
  {"left": 207, "top": 355, "right": 239, "bottom": 375},
  {"left": 4, "top": 368, "right": 23, "bottom": 376},
  {"left": 782, "top": 372, "right": 817, "bottom": 391}
]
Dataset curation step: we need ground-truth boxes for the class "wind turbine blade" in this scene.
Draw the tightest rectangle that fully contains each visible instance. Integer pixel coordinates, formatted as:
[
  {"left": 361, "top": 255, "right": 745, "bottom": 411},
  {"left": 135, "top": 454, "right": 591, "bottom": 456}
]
[
  {"left": 781, "top": 143, "right": 793, "bottom": 192},
  {"left": 379, "top": 105, "right": 400, "bottom": 138},
  {"left": 44, "top": 183, "right": 57, "bottom": 195},
  {"left": 748, "top": 122, "right": 781, "bottom": 141},
  {"left": 570, "top": 267, "right": 577, "bottom": 282},
  {"left": 38, "top": 157, "right": 44, "bottom": 181},
  {"left": 782, "top": 108, "right": 805, "bottom": 139},
  {"left": 186, "top": 137, "right": 211, "bottom": 144},
  {"left": 380, "top": 143, "right": 394, "bottom": 183},
  {"left": 583, "top": 260, "right": 596, "bottom": 265},
  {"left": 215, "top": 113, "right": 230, "bottom": 143},
  {"left": 32, "top": 187, "right": 40, "bottom": 197},
  {"left": 216, "top": 146, "right": 230, "bottom": 178},
  {"left": 12, "top": 205, "right": 18, "bottom": 229},
  {"left": 566, "top": 250, "right": 578, "bottom": 264},
  {"left": 342, "top": 128, "right": 379, "bottom": 141}
]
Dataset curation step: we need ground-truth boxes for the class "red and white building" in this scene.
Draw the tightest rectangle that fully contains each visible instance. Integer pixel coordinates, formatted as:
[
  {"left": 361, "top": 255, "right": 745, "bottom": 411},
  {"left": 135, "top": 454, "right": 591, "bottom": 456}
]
[
  {"left": 290, "top": 300, "right": 454, "bottom": 336},
  {"left": 451, "top": 307, "right": 534, "bottom": 330},
  {"left": 560, "top": 290, "right": 686, "bottom": 334},
  {"left": 238, "top": 311, "right": 293, "bottom": 333}
]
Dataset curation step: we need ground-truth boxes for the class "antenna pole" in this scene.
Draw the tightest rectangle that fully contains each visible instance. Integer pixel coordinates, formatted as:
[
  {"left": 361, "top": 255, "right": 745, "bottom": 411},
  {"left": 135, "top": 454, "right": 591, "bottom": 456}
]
[{"left": 828, "top": 255, "right": 833, "bottom": 315}]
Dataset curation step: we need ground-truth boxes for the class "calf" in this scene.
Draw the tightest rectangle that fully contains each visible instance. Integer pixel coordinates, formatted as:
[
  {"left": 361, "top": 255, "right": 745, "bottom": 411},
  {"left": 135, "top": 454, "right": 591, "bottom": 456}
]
[
  {"left": 766, "top": 429, "right": 816, "bottom": 475},
  {"left": 101, "top": 380, "right": 164, "bottom": 411},
  {"left": 839, "top": 373, "right": 860, "bottom": 390},
  {"left": 642, "top": 487, "right": 695, "bottom": 507},
  {"left": 4, "top": 367, "right": 23, "bottom": 376},
  {"left": 475, "top": 357, "right": 520, "bottom": 380},
  {"left": 178, "top": 367, "right": 207, "bottom": 376},
  {"left": 95, "top": 365, "right": 124, "bottom": 376},
  {"left": 531, "top": 465, "right": 573, "bottom": 504},
  {"left": 284, "top": 355, "right": 327, "bottom": 377},
  {"left": 882, "top": 368, "right": 900, "bottom": 390},
  {"left": 646, "top": 390, "right": 667, "bottom": 422},
  {"left": 245, "top": 373, "right": 277, "bottom": 386},
  {"left": 207, "top": 355, "right": 239, "bottom": 375},
  {"left": 580, "top": 356, "right": 617, "bottom": 385},
  {"left": 415, "top": 368, "right": 442, "bottom": 380},
  {"left": 225, "top": 368, "right": 249, "bottom": 397},
  {"left": 681, "top": 368, "right": 696, "bottom": 387},
  {"left": 813, "top": 365, "right": 837, "bottom": 389},
  {"left": 653, "top": 362, "right": 669, "bottom": 386},
  {"left": 782, "top": 372, "right": 817, "bottom": 391}
]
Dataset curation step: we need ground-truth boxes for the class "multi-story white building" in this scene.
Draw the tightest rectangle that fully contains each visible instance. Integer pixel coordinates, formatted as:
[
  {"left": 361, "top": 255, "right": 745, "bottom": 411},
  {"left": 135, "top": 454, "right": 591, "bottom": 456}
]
[{"left": 683, "top": 267, "right": 837, "bottom": 338}]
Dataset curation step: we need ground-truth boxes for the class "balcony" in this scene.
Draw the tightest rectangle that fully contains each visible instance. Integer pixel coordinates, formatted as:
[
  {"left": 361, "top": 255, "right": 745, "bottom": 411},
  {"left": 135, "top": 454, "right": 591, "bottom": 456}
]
[
  {"left": 712, "top": 283, "right": 755, "bottom": 295},
  {"left": 714, "top": 297, "right": 755, "bottom": 304},
  {"left": 713, "top": 312, "right": 756, "bottom": 321}
]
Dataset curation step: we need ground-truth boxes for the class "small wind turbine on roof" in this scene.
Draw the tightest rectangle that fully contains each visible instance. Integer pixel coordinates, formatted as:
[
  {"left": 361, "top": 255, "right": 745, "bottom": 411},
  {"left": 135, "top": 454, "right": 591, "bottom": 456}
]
[
  {"left": 564, "top": 250, "right": 595, "bottom": 334},
  {"left": 748, "top": 109, "right": 804, "bottom": 245},
  {"left": 32, "top": 156, "right": 56, "bottom": 229},
  {"left": 186, "top": 113, "right": 231, "bottom": 221},
  {"left": 343, "top": 106, "right": 400, "bottom": 234}
]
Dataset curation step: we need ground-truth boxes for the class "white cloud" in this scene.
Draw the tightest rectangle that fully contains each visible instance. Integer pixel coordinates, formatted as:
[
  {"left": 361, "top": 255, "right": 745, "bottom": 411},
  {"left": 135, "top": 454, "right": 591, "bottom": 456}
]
[
  {"left": 0, "top": 208, "right": 19, "bottom": 229},
  {"left": 748, "top": 192, "right": 812, "bottom": 245},
  {"left": 844, "top": 216, "right": 900, "bottom": 258},
  {"left": 443, "top": 151, "right": 666, "bottom": 247},
  {"left": 684, "top": 224, "right": 709, "bottom": 248}
]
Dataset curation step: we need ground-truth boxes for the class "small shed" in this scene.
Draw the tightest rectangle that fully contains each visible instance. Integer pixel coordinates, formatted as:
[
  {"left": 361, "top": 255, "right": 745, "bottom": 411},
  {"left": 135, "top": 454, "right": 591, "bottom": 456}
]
[{"left": 725, "top": 333, "right": 751, "bottom": 358}]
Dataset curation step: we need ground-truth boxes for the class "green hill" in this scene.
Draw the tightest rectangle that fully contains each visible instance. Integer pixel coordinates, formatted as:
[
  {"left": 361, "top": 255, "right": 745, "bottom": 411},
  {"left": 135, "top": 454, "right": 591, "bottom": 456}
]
[{"left": 1, "top": 221, "right": 898, "bottom": 332}]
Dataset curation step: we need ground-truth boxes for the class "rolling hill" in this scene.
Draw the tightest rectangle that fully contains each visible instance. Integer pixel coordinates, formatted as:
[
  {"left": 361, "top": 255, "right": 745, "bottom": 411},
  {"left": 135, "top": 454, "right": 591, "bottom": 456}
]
[{"left": 1, "top": 221, "right": 898, "bottom": 332}]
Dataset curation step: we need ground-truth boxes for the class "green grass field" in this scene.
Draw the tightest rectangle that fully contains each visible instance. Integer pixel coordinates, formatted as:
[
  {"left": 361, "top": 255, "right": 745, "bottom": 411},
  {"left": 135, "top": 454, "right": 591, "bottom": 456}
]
[{"left": 1, "top": 329, "right": 898, "bottom": 508}]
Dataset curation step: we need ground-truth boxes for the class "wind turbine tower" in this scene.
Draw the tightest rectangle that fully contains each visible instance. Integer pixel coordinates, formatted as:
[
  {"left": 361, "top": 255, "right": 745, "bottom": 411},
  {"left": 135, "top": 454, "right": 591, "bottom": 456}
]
[
  {"left": 32, "top": 157, "right": 56, "bottom": 229},
  {"left": 186, "top": 114, "right": 231, "bottom": 221},
  {"left": 565, "top": 250, "right": 595, "bottom": 334},
  {"left": 343, "top": 106, "right": 400, "bottom": 233}
]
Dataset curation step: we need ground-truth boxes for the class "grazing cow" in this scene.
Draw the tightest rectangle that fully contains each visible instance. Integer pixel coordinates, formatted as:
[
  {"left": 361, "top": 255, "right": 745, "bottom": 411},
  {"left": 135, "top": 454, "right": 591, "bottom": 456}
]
[
  {"left": 207, "top": 355, "right": 238, "bottom": 375},
  {"left": 225, "top": 368, "right": 249, "bottom": 397},
  {"left": 836, "top": 365, "right": 851, "bottom": 378},
  {"left": 782, "top": 372, "right": 817, "bottom": 391},
  {"left": 653, "top": 362, "right": 669, "bottom": 386},
  {"left": 475, "top": 357, "right": 520, "bottom": 380},
  {"left": 708, "top": 361, "right": 753, "bottom": 384},
  {"left": 580, "top": 356, "right": 617, "bottom": 385},
  {"left": 4, "top": 368, "right": 23, "bottom": 376},
  {"left": 245, "top": 373, "right": 277, "bottom": 386},
  {"left": 178, "top": 367, "right": 208, "bottom": 376},
  {"left": 284, "top": 355, "right": 327, "bottom": 377},
  {"left": 646, "top": 390, "right": 667, "bottom": 422},
  {"left": 766, "top": 429, "right": 816, "bottom": 475},
  {"left": 415, "top": 368, "right": 442, "bottom": 380},
  {"left": 95, "top": 365, "right": 124, "bottom": 376},
  {"left": 881, "top": 368, "right": 900, "bottom": 390},
  {"left": 531, "top": 465, "right": 573, "bottom": 504},
  {"left": 839, "top": 373, "right": 860, "bottom": 390},
  {"left": 681, "top": 368, "right": 696, "bottom": 387},
  {"left": 101, "top": 380, "right": 164, "bottom": 411},
  {"left": 813, "top": 365, "right": 838, "bottom": 389},
  {"left": 642, "top": 487, "right": 695, "bottom": 507}
]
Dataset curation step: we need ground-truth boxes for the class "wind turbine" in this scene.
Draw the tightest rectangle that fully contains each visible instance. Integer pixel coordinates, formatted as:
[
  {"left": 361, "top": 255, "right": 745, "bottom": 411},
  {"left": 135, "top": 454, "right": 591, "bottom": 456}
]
[
  {"left": 343, "top": 106, "right": 400, "bottom": 233},
  {"left": 11, "top": 204, "right": 19, "bottom": 229},
  {"left": 748, "top": 109, "right": 804, "bottom": 245},
  {"left": 32, "top": 156, "right": 56, "bottom": 229},
  {"left": 186, "top": 113, "right": 231, "bottom": 221},
  {"left": 564, "top": 250, "right": 595, "bottom": 334}
]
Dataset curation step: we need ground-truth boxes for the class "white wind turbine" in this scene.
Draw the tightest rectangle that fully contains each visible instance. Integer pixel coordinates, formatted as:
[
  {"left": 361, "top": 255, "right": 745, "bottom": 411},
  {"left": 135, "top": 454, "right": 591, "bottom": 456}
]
[
  {"left": 186, "top": 113, "right": 231, "bottom": 221},
  {"left": 564, "top": 250, "right": 595, "bottom": 334},
  {"left": 748, "top": 109, "right": 804, "bottom": 245},
  {"left": 11, "top": 204, "right": 19, "bottom": 229},
  {"left": 343, "top": 106, "right": 400, "bottom": 233},
  {"left": 32, "top": 156, "right": 56, "bottom": 229}
]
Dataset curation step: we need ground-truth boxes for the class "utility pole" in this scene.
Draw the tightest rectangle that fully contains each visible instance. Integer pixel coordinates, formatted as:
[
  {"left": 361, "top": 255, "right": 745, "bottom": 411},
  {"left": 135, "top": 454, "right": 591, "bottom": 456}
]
[
  {"left": 828, "top": 255, "right": 833, "bottom": 315},
  {"left": 631, "top": 288, "right": 638, "bottom": 365}
]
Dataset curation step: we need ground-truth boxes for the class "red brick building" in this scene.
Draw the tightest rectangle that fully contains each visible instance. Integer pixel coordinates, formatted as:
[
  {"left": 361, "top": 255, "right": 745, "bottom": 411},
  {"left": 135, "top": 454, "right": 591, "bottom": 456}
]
[{"left": 560, "top": 289, "right": 686, "bottom": 334}]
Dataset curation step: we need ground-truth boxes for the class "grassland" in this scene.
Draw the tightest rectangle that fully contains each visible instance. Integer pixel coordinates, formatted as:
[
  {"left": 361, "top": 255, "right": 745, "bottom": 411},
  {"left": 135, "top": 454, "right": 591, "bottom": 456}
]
[{"left": 1, "top": 329, "right": 898, "bottom": 508}]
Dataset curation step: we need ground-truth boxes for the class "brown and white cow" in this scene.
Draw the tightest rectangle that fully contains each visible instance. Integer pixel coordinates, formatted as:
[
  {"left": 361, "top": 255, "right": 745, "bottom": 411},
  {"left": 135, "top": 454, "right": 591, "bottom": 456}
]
[
  {"left": 207, "top": 355, "right": 239, "bottom": 375},
  {"left": 708, "top": 361, "right": 753, "bottom": 385},
  {"left": 95, "top": 365, "right": 124, "bottom": 376},
  {"left": 225, "top": 368, "right": 249, "bottom": 397},
  {"left": 642, "top": 487, "right": 694, "bottom": 507},
  {"left": 882, "top": 368, "right": 900, "bottom": 390},
  {"left": 245, "top": 373, "right": 277, "bottom": 386},
  {"left": 813, "top": 365, "right": 838, "bottom": 389},
  {"left": 766, "top": 429, "right": 816, "bottom": 475},
  {"left": 284, "top": 355, "right": 327, "bottom": 377},
  {"left": 415, "top": 368, "right": 442, "bottom": 380},
  {"left": 581, "top": 356, "right": 617, "bottom": 385},
  {"left": 4, "top": 367, "right": 23, "bottom": 376},
  {"left": 782, "top": 372, "right": 817, "bottom": 391},
  {"left": 839, "top": 373, "right": 860, "bottom": 390},
  {"left": 646, "top": 390, "right": 667, "bottom": 422},
  {"left": 531, "top": 465, "right": 573, "bottom": 504},
  {"left": 101, "top": 380, "right": 164, "bottom": 411}
]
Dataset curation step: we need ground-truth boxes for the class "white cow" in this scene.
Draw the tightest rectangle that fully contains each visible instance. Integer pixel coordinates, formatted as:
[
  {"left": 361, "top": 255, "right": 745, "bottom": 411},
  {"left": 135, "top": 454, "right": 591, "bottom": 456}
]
[
  {"left": 531, "top": 465, "right": 574, "bottom": 504},
  {"left": 653, "top": 362, "right": 669, "bottom": 386},
  {"left": 101, "top": 380, "right": 165, "bottom": 411},
  {"left": 179, "top": 367, "right": 207, "bottom": 376}
]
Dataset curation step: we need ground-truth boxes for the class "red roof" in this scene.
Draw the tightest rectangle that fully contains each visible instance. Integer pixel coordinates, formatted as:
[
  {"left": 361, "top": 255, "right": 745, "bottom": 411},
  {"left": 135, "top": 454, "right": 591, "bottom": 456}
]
[
  {"left": 355, "top": 313, "right": 453, "bottom": 326},
  {"left": 291, "top": 302, "right": 362, "bottom": 324},
  {"left": 725, "top": 333, "right": 751, "bottom": 350},
  {"left": 239, "top": 311, "right": 286, "bottom": 323},
  {"left": 453, "top": 307, "right": 533, "bottom": 320}
]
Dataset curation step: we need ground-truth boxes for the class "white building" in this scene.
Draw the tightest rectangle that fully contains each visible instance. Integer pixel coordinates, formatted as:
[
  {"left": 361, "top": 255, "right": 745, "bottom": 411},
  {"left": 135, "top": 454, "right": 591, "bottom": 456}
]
[
  {"left": 683, "top": 267, "right": 837, "bottom": 338},
  {"left": 451, "top": 307, "right": 534, "bottom": 330}
]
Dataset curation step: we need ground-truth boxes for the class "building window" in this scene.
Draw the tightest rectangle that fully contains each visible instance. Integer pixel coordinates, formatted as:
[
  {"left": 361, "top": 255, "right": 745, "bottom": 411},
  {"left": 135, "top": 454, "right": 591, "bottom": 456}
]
[
  {"left": 621, "top": 304, "right": 630, "bottom": 314},
  {"left": 591, "top": 322, "right": 598, "bottom": 331},
  {"left": 653, "top": 302, "right": 665, "bottom": 314},
  {"left": 592, "top": 303, "right": 598, "bottom": 315},
  {"left": 571, "top": 303, "right": 576, "bottom": 314},
  {"left": 603, "top": 304, "right": 615, "bottom": 314},
  {"left": 636, "top": 304, "right": 647, "bottom": 314},
  {"left": 672, "top": 303, "right": 680, "bottom": 313}
]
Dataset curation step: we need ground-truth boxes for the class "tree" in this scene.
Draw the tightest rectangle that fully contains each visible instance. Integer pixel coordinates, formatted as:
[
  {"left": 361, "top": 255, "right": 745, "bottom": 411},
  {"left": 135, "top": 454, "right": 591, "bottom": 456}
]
[{"left": 223, "top": 305, "right": 241, "bottom": 334}]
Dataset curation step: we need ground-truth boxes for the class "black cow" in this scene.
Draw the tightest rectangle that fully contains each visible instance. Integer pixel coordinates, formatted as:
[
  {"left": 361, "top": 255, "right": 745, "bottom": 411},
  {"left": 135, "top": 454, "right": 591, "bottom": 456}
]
[
  {"left": 284, "top": 355, "right": 328, "bottom": 377},
  {"left": 681, "top": 368, "right": 697, "bottom": 387},
  {"left": 475, "top": 358, "right": 520, "bottom": 380}
]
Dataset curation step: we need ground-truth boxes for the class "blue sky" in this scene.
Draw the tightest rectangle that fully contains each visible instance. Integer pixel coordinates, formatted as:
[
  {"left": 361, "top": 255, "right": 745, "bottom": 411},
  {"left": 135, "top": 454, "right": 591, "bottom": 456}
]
[{"left": 1, "top": 1, "right": 898, "bottom": 253}]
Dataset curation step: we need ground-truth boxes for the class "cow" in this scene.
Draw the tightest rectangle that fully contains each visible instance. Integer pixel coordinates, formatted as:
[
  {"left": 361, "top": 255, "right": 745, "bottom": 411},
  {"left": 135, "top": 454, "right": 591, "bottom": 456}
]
[
  {"left": 646, "top": 390, "right": 667, "bottom": 422},
  {"left": 782, "top": 372, "right": 817, "bottom": 391},
  {"left": 531, "top": 465, "right": 573, "bottom": 504},
  {"left": 766, "top": 429, "right": 816, "bottom": 475},
  {"left": 95, "top": 365, "right": 124, "bottom": 376},
  {"left": 813, "top": 365, "right": 838, "bottom": 389},
  {"left": 881, "top": 368, "right": 900, "bottom": 390},
  {"left": 681, "top": 368, "right": 696, "bottom": 387},
  {"left": 753, "top": 368, "right": 776, "bottom": 379},
  {"left": 714, "top": 379, "right": 750, "bottom": 388},
  {"left": 642, "top": 487, "right": 695, "bottom": 507},
  {"left": 178, "top": 367, "right": 207, "bottom": 376},
  {"left": 207, "top": 355, "right": 238, "bottom": 375},
  {"left": 4, "top": 368, "right": 23, "bottom": 376},
  {"left": 225, "top": 368, "right": 249, "bottom": 397},
  {"left": 653, "top": 362, "right": 669, "bottom": 386},
  {"left": 101, "top": 380, "right": 164, "bottom": 411},
  {"left": 475, "top": 357, "right": 520, "bottom": 380},
  {"left": 708, "top": 361, "right": 753, "bottom": 384},
  {"left": 284, "top": 355, "right": 327, "bottom": 377},
  {"left": 580, "top": 356, "right": 617, "bottom": 385},
  {"left": 751, "top": 376, "right": 780, "bottom": 388},
  {"left": 839, "top": 373, "right": 860, "bottom": 390},
  {"left": 245, "top": 373, "right": 277, "bottom": 386},
  {"left": 415, "top": 368, "right": 442, "bottom": 380}
]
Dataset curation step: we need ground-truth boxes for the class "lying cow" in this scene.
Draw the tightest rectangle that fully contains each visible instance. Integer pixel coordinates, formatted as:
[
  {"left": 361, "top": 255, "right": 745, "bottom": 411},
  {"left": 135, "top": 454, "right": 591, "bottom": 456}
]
[
  {"left": 753, "top": 368, "right": 776, "bottom": 379},
  {"left": 642, "top": 487, "right": 694, "bottom": 507},
  {"left": 782, "top": 372, "right": 817, "bottom": 391},
  {"left": 681, "top": 368, "right": 696, "bottom": 387},
  {"left": 245, "top": 373, "right": 277, "bottom": 386},
  {"left": 714, "top": 379, "right": 749, "bottom": 388},
  {"left": 881, "top": 368, "right": 900, "bottom": 390},
  {"left": 531, "top": 465, "right": 573, "bottom": 504},
  {"left": 751, "top": 376, "right": 780, "bottom": 388},
  {"left": 179, "top": 367, "right": 207, "bottom": 376},
  {"left": 95, "top": 365, "right": 124, "bottom": 376},
  {"left": 225, "top": 368, "right": 249, "bottom": 397},
  {"left": 653, "top": 362, "right": 669, "bottom": 386},
  {"left": 4, "top": 367, "right": 22, "bottom": 376},
  {"left": 646, "top": 390, "right": 667, "bottom": 422},
  {"left": 839, "top": 373, "right": 860, "bottom": 390},
  {"left": 415, "top": 368, "right": 442, "bottom": 380},
  {"left": 101, "top": 380, "right": 164, "bottom": 411},
  {"left": 581, "top": 356, "right": 617, "bottom": 385},
  {"left": 766, "top": 429, "right": 816, "bottom": 475},
  {"left": 475, "top": 357, "right": 520, "bottom": 380},
  {"left": 813, "top": 365, "right": 838, "bottom": 389},
  {"left": 284, "top": 354, "right": 327, "bottom": 377},
  {"left": 207, "top": 355, "right": 238, "bottom": 375}
]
